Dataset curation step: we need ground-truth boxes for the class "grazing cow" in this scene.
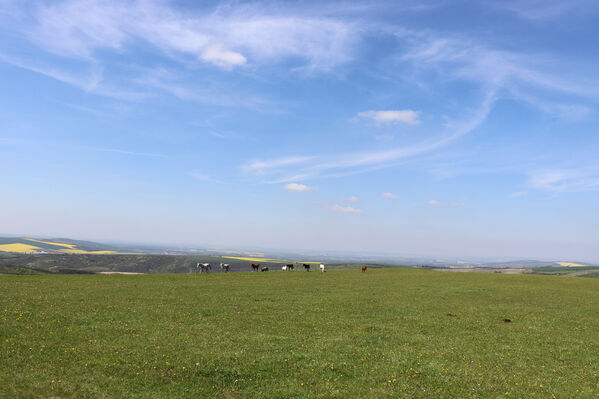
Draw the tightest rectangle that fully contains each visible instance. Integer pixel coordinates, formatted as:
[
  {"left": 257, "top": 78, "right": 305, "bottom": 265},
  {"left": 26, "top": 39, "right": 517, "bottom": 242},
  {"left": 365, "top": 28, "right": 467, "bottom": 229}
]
[
  {"left": 282, "top": 265, "right": 287, "bottom": 271},
  {"left": 197, "top": 263, "right": 211, "bottom": 273},
  {"left": 251, "top": 263, "right": 260, "bottom": 272},
  {"left": 261, "top": 266, "right": 269, "bottom": 272},
  {"left": 319, "top": 264, "right": 325, "bottom": 272},
  {"left": 303, "top": 263, "right": 310, "bottom": 271},
  {"left": 361, "top": 266, "right": 367, "bottom": 272},
  {"left": 220, "top": 263, "right": 230, "bottom": 273},
  {"left": 286, "top": 264, "right": 294, "bottom": 271}
]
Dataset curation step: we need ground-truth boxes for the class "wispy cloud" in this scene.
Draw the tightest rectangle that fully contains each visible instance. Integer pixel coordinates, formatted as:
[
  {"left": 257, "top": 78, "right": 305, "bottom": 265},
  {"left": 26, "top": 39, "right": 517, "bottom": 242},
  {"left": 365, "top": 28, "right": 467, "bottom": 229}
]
[
  {"left": 0, "top": 52, "right": 147, "bottom": 101},
  {"left": 400, "top": 30, "right": 599, "bottom": 100},
  {"left": 243, "top": 156, "right": 314, "bottom": 176},
  {"left": 22, "top": 0, "right": 358, "bottom": 70},
  {"left": 238, "top": 27, "right": 599, "bottom": 183},
  {"left": 329, "top": 204, "right": 362, "bottom": 213},
  {"left": 245, "top": 90, "right": 497, "bottom": 183},
  {"left": 447, "top": 201, "right": 465, "bottom": 208},
  {"left": 427, "top": 200, "right": 441, "bottom": 205},
  {"left": 343, "top": 196, "right": 359, "bottom": 203},
  {"left": 190, "top": 171, "right": 221, "bottom": 183},
  {"left": 99, "top": 148, "right": 167, "bottom": 158},
  {"left": 358, "top": 110, "right": 420, "bottom": 125},
  {"left": 529, "top": 168, "right": 599, "bottom": 192},
  {"left": 381, "top": 192, "right": 400, "bottom": 199},
  {"left": 282, "top": 183, "right": 317, "bottom": 192},
  {"left": 486, "top": 0, "right": 597, "bottom": 20},
  {"left": 0, "top": 0, "right": 362, "bottom": 109}
]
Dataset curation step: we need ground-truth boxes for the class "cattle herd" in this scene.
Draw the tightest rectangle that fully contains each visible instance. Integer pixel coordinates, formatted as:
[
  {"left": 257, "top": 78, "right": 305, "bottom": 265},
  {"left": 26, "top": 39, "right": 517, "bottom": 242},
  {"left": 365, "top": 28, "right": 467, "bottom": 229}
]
[{"left": 195, "top": 262, "right": 338, "bottom": 273}]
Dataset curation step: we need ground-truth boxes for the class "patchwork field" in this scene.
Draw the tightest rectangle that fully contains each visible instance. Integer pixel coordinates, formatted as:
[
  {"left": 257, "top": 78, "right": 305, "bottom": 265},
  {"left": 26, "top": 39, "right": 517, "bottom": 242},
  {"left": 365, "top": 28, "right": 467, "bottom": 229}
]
[
  {"left": 0, "top": 238, "right": 116, "bottom": 255},
  {"left": 1, "top": 269, "right": 598, "bottom": 398}
]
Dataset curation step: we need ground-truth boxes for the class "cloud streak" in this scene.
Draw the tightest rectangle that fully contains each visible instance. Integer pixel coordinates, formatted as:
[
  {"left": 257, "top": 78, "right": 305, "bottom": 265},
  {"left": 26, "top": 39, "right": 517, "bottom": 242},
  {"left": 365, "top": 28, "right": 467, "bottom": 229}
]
[
  {"left": 358, "top": 110, "right": 420, "bottom": 125},
  {"left": 282, "top": 183, "right": 317, "bottom": 192},
  {"left": 99, "top": 148, "right": 167, "bottom": 158},
  {"left": 246, "top": 89, "right": 497, "bottom": 183},
  {"left": 329, "top": 204, "right": 362, "bottom": 213},
  {"left": 529, "top": 167, "right": 599, "bottom": 192}
]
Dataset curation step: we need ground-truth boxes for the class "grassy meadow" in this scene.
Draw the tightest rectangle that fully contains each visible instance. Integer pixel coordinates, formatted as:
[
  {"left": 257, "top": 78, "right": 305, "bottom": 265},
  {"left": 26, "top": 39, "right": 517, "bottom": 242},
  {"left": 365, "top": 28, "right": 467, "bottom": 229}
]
[{"left": 1, "top": 269, "right": 598, "bottom": 398}]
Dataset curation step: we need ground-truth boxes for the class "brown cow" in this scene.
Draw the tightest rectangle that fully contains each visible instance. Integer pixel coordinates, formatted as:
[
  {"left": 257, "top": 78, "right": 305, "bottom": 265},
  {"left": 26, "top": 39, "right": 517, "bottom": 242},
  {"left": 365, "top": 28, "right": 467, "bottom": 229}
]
[
  {"left": 251, "top": 263, "right": 260, "bottom": 272},
  {"left": 362, "top": 266, "right": 367, "bottom": 272},
  {"left": 286, "top": 264, "right": 294, "bottom": 271}
]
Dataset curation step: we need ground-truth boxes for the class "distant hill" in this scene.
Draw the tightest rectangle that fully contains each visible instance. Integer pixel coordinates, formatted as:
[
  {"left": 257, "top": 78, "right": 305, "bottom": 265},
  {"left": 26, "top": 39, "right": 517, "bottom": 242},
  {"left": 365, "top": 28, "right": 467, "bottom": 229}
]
[
  {"left": 0, "top": 236, "right": 594, "bottom": 273},
  {"left": 0, "top": 237, "right": 121, "bottom": 254}
]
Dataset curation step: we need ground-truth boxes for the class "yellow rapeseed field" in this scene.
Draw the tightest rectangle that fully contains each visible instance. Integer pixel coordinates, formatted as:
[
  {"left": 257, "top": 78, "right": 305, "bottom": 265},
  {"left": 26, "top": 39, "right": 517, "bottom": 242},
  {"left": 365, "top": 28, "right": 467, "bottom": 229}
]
[
  {"left": 556, "top": 262, "right": 584, "bottom": 267},
  {"left": 26, "top": 239, "right": 76, "bottom": 249},
  {"left": 0, "top": 239, "right": 115, "bottom": 254},
  {"left": 60, "top": 249, "right": 116, "bottom": 254},
  {"left": 0, "top": 243, "right": 41, "bottom": 253}
]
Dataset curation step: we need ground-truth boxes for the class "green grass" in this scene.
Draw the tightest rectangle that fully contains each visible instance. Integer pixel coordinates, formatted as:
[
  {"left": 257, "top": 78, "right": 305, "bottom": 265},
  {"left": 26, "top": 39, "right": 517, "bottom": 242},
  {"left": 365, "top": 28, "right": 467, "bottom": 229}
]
[{"left": 1, "top": 269, "right": 598, "bottom": 398}]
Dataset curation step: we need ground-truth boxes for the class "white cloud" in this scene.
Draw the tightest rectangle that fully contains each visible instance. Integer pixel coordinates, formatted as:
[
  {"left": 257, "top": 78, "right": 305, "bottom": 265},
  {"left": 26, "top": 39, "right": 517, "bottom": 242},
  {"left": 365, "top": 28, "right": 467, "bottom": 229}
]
[
  {"left": 201, "top": 44, "right": 247, "bottom": 68},
  {"left": 329, "top": 204, "right": 362, "bottom": 213},
  {"left": 343, "top": 196, "right": 359, "bottom": 203},
  {"left": 428, "top": 200, "right": 440, "bottom": 205},
  {"left": 358, "top": 110, "right": 420, "bottom": 125},
  {"left": 282, "top": 183, "right": 316, "bottom": 192},
  {"left": 381, "top": 192, "right": 400, "bottom": 199}
]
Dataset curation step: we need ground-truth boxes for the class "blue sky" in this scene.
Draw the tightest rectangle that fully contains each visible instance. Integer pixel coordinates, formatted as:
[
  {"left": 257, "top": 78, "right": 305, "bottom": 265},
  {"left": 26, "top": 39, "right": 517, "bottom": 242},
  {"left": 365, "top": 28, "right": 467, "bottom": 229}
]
[{"left": 1, "top": 0, "right": 598, "bottom": 261}]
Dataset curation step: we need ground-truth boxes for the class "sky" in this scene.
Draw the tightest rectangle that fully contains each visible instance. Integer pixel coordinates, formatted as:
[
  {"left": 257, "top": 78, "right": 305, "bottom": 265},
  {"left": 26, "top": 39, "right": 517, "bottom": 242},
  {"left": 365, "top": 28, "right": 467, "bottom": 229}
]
[{"left": 1, "top": 0, "right": 599, "bottom": 261}]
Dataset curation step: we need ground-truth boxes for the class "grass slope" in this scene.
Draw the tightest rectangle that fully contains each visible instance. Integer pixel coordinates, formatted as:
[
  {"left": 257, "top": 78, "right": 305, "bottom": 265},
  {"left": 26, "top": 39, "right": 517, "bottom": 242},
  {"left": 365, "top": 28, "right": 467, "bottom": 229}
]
[{"left": 1, "top": 269, "right": 598, "bottom": 398}]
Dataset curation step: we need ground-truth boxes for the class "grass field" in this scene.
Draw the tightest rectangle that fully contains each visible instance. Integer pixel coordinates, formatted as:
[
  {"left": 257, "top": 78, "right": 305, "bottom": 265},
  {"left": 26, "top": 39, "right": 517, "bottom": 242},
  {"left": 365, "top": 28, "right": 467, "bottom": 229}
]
[{"left": 2, "top": 269, "right": 598, "bottom": 398}]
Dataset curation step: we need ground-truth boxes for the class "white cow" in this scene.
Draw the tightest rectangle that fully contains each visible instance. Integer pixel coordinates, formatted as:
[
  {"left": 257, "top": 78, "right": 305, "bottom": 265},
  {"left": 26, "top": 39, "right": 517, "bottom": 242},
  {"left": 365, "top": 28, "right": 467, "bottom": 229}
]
[
  {"left": 319, "top": 264, "right": 325, "bottom": 272},
  {"left": 282, "top": 265, "right": 288, "bottom": 271},
  {"left": 197, "top": 263, "right": 211, "bottom": 273}
]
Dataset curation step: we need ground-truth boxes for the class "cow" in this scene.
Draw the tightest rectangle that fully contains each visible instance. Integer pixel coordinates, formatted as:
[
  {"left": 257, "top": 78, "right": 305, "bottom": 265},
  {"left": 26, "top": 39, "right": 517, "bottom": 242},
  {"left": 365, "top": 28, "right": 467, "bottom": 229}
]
[
  {"left": 303, "top": 263, "right": 310, "bottom": 271},
  {"left": 282, "top": 265, "right": 288, "bottom": 271},
  {"left": 197, "top": 263, "right": 211, "bottom": 273},
  {"left": 261, "top": 266, "right": 269, "bottom": 272},
  {"left": 319, "top": 264, "right": 325, "bottom": 272},
  {"left": 251, "top": 263, "right": 260, "bottom": 272},
  {"left": 362, "top": 266, "right": 367, "bottom": 272},
  {"left": 220, "top": 263, "right": 230, "bottom": 273},
  {"left": 286, "top": 264, "right": 294, "bottom": 271}
]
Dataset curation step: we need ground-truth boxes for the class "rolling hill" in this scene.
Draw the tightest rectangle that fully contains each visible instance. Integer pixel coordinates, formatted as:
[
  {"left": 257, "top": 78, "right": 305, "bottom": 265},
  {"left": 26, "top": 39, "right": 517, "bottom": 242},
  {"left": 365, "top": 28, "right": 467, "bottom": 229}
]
[{"left": 0, "top": 237, "right": 117, "bottom": 254}]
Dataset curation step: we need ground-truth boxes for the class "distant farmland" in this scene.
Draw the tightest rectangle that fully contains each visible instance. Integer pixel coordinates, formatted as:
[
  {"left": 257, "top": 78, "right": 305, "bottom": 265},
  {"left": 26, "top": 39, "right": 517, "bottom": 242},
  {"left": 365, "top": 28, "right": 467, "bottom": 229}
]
[
  {"left": 0, "top": 253, "right": 316, "bottom": 274},
  {"left": 2, "top": 269, "right": 599, "bottom": 398},
  {"left": 0, "top": 238, "right": 117, "bottom": 255}
]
